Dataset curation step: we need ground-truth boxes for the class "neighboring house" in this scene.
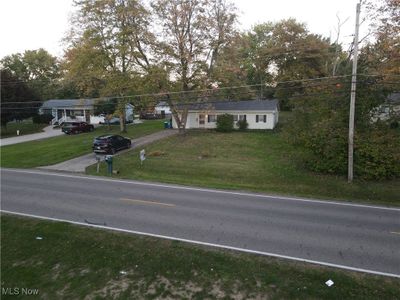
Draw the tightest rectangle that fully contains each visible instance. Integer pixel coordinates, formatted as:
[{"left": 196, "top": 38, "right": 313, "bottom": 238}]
[
  {"left": 171, "top": 99, "right": 279, "bottom": 130},
  {"left": 154, "top": 101, "right": 171, "bottom": 116},
  {"left": 40, "top": 99, "right": 134, "bottom": 125},
  {"left": 371, "top": 92, "right": 400, "bottom": 122}
]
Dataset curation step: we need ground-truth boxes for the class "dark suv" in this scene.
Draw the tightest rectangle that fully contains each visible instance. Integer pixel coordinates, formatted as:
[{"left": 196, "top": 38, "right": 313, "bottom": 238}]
[
  {"left": 93, "top": 135, "right": 131, "bottom": 154},
  {"left": 62, "top": 122, "right": 94, "bottom": 134}
]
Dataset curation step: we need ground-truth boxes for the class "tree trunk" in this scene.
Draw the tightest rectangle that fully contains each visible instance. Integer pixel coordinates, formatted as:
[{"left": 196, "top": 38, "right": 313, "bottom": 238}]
[
  {"left": 119, "top": 111, "right": 126, "bottom": 133},
  {"left": 171, "top": 106, "right": 188, "bottom": 134}
]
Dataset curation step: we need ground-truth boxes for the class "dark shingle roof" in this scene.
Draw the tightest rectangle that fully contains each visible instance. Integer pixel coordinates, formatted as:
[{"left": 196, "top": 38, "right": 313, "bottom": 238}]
[
  {"left": 178, "top": 99, "right": 278, "bottom": 111},
  {"left": 41, "top": 99, "right": 96, "bottom": 109},
  {"left": 387, "top": 92, "right": 400, "bottom": 104}
]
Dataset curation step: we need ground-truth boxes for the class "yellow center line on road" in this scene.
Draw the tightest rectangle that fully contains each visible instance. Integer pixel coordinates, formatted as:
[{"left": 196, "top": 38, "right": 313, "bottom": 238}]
[{"left": 119, "top": 198, "right": 176, "bottom": 207}]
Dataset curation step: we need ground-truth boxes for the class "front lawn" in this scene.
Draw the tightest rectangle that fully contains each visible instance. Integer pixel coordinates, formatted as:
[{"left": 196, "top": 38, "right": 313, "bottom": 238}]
[
  {"left": 86, "top": 130, "right": 400, "bottom": 206},
  {"left": 0, "top": 120, "right": 165, "bottom": 168},
  {"left": 2, "top": 214, "right": 399, "bottom": 299},
  {"left": 1, "top": 121, "right": 47, "bottom": 138}
]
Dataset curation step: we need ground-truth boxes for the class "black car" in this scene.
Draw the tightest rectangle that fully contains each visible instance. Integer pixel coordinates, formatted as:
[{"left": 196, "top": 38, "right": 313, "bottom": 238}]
[
  {"left": 140, "top": 112, "right": 162, "bottom": 120},
  {"left": 62, "top": 122, "right": 94, "bottom": 134},
  {"left": 92, "top": 135, "right": 131, "bottom": 154}
]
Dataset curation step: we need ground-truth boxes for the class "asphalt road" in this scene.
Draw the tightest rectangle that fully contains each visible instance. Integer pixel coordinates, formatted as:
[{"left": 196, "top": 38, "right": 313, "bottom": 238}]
[{"left": 1, "top": 168, "right": 399, "bottom": 277}]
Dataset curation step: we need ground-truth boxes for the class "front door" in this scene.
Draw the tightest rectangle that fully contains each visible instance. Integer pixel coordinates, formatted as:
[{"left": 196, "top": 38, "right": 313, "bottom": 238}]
[
  {"left": 198, "top": 114, "right": 205, "bottom": 127},
  {"left": 85, "top": 110, "right": 91, "bottom": 122}
]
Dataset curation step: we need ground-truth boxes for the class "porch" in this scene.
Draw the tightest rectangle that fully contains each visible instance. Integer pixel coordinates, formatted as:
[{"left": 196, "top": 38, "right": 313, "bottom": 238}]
[{"left": 51, "top": 108, "right": 92, "bottom": 125}]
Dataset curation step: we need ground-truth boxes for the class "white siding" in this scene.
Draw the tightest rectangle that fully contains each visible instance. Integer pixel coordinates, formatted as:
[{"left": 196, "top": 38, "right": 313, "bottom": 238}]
[
  {"left": 90, "top": 116, "right": 105, "bottom": 124},
  {"left": 172, "top": 109, "right": 278, "bottom": 130},
  {"left": 155, "top": 105, "right": 171, "bottom": 114}
]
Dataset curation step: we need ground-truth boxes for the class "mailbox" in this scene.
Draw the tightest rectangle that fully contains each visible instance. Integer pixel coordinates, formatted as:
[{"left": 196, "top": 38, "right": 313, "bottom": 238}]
[{"left": 105, "top": 155, "right": 113, "bottom": 175}]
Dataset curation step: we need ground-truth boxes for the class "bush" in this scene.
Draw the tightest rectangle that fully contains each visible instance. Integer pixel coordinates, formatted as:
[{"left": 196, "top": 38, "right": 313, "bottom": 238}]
[
  {"left": 354, "top": 129, "right": 400, "bottom": 180},
  {"left": 216, "top": 114, "right": 234, "bottom": 132},
  {"left": 32, "top": 114, "right": 53, "bottom": 124},
  {"left": 303, "top": 125, "right": 400, "bottom": 180},
  {"left": 237, "top": 119, "right": 248, "bottom": 131}
]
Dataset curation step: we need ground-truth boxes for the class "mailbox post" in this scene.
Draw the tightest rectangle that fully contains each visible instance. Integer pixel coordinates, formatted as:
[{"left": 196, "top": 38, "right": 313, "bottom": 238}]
[
  {"left": 96, "top": 155, "right": 102, "bottom": 173},
  {"left": 140, "top": 149, "right": 146, "bottom": 166},
  {"left": 105, "top": 155, "right": 113, "bottom": 175}
]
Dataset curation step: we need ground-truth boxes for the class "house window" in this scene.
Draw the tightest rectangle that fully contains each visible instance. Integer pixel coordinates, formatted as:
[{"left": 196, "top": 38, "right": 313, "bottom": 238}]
[
  {"left": 256, "top": 115, "right": 267, "bottom": 123},
  {"left": 233, "top": 115, "right": 238, "bottom": 122},
  {"left": 199, "top": 114, "right": 205, "bottom": 125},
  {"left": 208, "top": 114, "right": 217, "bottom": 122},
  {"left": 239, "top": 115, "right": 246, "bottom": 121}
]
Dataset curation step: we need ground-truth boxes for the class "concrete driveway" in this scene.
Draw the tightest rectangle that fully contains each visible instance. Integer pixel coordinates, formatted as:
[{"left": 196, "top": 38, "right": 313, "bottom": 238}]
[
  {"left": 40, "top": 130, "right": 178, "bottom": 172},
  {"left": 0, "top": 125, "right": 64, "bottom": 147}
]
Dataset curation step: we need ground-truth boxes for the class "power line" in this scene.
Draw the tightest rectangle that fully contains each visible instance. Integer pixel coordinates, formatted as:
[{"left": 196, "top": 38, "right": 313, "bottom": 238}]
[
  {"left": 1, "top": 74, "right": 355, "bottom": 106},
  {"left": 2, "top": 76, "right": 397, "bottom": 107}
]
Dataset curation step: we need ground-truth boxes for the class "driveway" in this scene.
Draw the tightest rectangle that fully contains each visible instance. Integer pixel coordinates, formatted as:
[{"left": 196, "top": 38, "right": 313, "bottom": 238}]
[
  {"left": 39, "top": 130, "right": 178, "bottom": 172},
  {"left": 0, "top": 125, "right": 64, "bottom": 147}
]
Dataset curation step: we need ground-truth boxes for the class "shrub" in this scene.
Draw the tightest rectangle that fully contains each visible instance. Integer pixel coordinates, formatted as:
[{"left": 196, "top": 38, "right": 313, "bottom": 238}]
[
  {"left": 237, "top": 119, "right": 248, "bottom": 131},
  {"left": 354, "top": 129, "right": 400, "bottom": 180},
  {"left": 303, "top": 125, "right": 400, "bottom": 180},
  {"left": 32, "top": 114, "right": 53, "bottom": 124},
  {"left": 216, "top": 114, "right": 234, "bottom": 132}
]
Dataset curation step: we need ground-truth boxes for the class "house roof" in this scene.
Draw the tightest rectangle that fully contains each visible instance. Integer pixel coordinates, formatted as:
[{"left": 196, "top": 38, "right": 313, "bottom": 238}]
[
  {"left": 387, "top": 92, "right": 400, "bottom": 104},
  {"left": 156, "top": 101, "right": 169, "bottom": 107},
  {"left": 41, "top": 99, "right": 135, "bottom": 109},
  {"left": 41, "top": 99, "right": 96, "bottom": 109},
  {"left": 178, "top": 99, "right": 279, "bottom": 111}
]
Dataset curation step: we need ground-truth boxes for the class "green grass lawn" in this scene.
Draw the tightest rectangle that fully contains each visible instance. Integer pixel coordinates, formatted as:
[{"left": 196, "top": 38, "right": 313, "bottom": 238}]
[
  {"left": 0, "top": 120, "right": 165, "bottom": 168},
  {"left": 1, "top": 121, "right": 47, "bottom": 138},
  {"left": 2, "top": 214, "right": 399, "bottom": 299},
  {"left": 87, "top": 129, "right": 400, "bottom": 206}
]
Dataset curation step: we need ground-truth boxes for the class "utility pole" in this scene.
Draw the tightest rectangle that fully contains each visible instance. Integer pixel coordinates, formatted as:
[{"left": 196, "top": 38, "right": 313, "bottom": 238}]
[{"left": 348, "top": 2, "right": 361, "bottom": 183}]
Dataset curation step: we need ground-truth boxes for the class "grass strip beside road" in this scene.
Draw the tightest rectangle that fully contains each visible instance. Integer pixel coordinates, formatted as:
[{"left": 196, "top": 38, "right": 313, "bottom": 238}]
[
  {"left": 1, "top": 214, "right": 399, "bottom": 299},
  {"left": 1, "top": 122, "right": 47, "bottom": 139},
  {"left": 87, "top": 130, "right": 400, "bottom": 206},
  {"left": 0, "top": 120, "right": 165, "bottom": 168}
]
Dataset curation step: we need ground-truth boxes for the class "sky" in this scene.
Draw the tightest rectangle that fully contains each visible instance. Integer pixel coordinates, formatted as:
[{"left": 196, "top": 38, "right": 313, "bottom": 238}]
[{"left": 0, "top": 0, "right": 368, "bottom": 59}]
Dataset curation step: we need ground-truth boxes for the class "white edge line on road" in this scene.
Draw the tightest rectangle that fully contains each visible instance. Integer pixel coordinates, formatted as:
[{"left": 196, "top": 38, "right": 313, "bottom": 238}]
[
  {"left": 2, "top": 168, "right": 400, "bottom": 212},
  {"left": 1, "top": 209, "right": 399, "bottom": 279}
]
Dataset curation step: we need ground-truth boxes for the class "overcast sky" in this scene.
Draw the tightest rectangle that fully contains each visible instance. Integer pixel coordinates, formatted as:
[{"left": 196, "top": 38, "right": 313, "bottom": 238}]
[{"left": 0, "top": 0, "right": 368, "bottom": 59}]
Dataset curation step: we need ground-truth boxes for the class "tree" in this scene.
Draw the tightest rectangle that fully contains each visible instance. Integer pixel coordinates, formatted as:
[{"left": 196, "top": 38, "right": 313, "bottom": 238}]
[
  {"left": 94, "top": 98, "right": 118, "bottom": 130},
  {"left": 1, "top": 69, "right": 39, "bottom": 128},
  {"left": 360, "top": 0, "right": 400, "bottom": 89},
  {"left": 1, "top": 49, "right": 60, "bottom": 100},
  {"left": 238, "top": 19, "right": 335, "bottom": 109},
  {"left": 282, "top": 1, "right": 400, "bottom": 180},
  {"left": 64, "top": 0, "right": 156, "bottom": 132},
  {"left": 151, "top": 0, "right": 238, "bottom": 133}
]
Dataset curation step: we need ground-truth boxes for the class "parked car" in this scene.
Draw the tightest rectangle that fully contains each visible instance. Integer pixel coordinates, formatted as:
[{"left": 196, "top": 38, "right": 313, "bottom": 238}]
[
  {"left": 99, "top": 117, "right": 120, "bottom": 125},
  {"left": 140, "top": 112, "right": 163, "bottom": 120},
  {"left": 62, "top": 122, "right": 94, "bottom": 134},
  {"left": 99, "top": 117, "right": 133, "bottom": 125},
  {"left": 92, "top": 135, "right": 131, "bottom": 154}
]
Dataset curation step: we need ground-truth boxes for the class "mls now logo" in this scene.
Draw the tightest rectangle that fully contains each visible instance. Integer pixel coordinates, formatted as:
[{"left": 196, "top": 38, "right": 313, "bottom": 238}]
[{"left": 2, "top": 287, "right": 39, "bottom": 296}]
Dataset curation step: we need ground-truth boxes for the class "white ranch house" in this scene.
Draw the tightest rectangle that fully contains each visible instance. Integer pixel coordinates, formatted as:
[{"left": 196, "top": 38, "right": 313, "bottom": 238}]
[
  {"left": 172, "top": 99, "right": 279, "bottom": 130},
  {"left": 370, "top": 92, "right": 400, "bottom": 123},
  {"left": 155, "top": 101, "right": 171, "bottom": 116},
  {"left": 39, "top": 99, "right": 134, "bottom": 125}
]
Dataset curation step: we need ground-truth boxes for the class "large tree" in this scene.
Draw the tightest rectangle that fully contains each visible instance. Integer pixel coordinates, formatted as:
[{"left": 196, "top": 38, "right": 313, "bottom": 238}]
[
  {"left": 360, "top": 0, "right": 400, "bottom": 88},
  {"left": 283, "top": 1, "right": 400, "bottom": 180},
  {"left": 1, "top": 69, "right": 39, "bottom": 128},
  {"left": 151, "top": 0, "right": 238, "bottom": 132},
  {"left": 1, "top": 49, "right": 60, "bottom": 101},
  {"left": 64, "top": 0, "right": 156, "bottom": 132},
  {"left": 238, "top": 19, "right": 335, "bottom": 109}
]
